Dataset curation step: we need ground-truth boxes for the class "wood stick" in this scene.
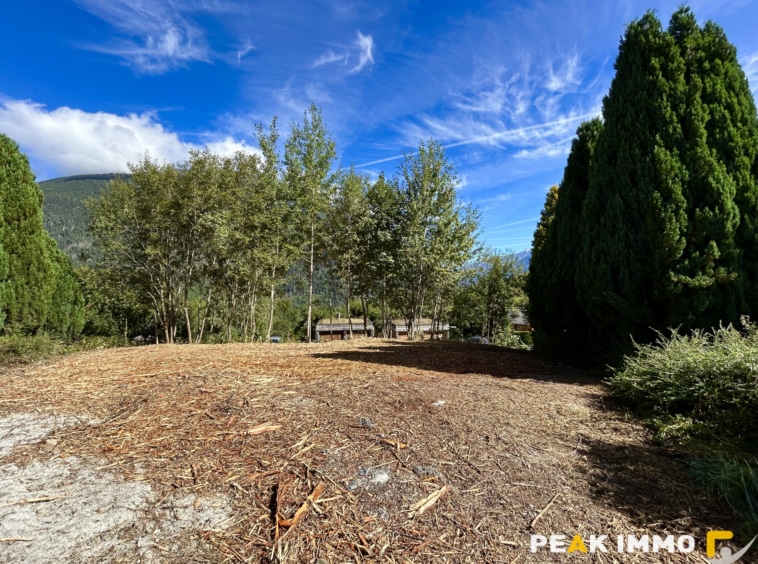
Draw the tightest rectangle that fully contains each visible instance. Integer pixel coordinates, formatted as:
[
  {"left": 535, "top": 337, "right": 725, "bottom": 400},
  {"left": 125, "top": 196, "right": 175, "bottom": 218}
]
[
  {"left": 408, "top": 485, "right": 449, "bottom": 519},
  {"left": 529, "top": 493, "right": 559, "bottom": 529},
  {"left": 247, "top": 423, "right": 282, "bottom": 436},
  {"left": 277, "top": 482, "right": 326, "bottom": 542},
  {"left": 0, "top": 494, "right": 69, "bottom": 508}
]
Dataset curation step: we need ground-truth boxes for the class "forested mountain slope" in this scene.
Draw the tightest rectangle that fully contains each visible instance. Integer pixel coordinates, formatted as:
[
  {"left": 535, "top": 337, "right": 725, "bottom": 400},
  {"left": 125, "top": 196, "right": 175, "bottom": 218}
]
[{"left": 39, "top": 174, "right": 123, "bottom": 264}]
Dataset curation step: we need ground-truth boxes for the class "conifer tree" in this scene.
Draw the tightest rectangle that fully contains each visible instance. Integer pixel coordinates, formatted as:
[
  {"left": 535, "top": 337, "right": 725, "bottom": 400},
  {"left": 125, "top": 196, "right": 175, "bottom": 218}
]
[
  {"left": 526, "top": 184, "right": 558, "bottom": 349},
  {"left": 576, "top": 12, "right": 690, "bottom": 354},
  {"left": 561, "top": 8, "right": 758, "bottom": 359},
  {"left": 0, "top": 134, "right": 84, "bottom": 335},
  {"left": 529, "top": 119, "right": 602, "bottom": 359}
]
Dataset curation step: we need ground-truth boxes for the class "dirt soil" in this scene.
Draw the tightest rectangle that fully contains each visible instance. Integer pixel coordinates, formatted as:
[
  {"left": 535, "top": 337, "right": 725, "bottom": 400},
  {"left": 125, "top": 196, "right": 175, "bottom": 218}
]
[{"left": 0, "top": 340, "right": 741, "bottom": 563}]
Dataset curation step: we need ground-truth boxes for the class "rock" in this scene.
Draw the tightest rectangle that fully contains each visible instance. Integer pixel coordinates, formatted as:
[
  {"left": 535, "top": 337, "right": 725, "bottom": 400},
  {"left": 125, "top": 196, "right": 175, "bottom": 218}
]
[
  {"left": 359, "top": 417, "right": 375, "bottom": 428},
  {"left": 413, "top": 466, "right": 445, "bottom": 481}
]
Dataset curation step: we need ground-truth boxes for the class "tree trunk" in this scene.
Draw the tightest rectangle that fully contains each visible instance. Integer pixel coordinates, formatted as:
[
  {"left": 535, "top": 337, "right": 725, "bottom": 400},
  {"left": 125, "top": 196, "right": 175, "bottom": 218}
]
[
  {"left": 250, "top": 278, "right": 259, "bottom": 343},
  {"left": 346, "top": 271, "right": 353, "bottom": 339},
  {"left": 196, "top": 286, "right": 212, "bottom": 344},
  {"left": 266, "top": 279, "right": 276, "bottom": 340},
  {"left": 306, "top": 221, "right": 315, "bottom": 343},
  {"left": 184, "top": 307, "right": 193, "bottom": 345},
  {"left": 361, "top": 294, "right": 368, "bottom": 336}
]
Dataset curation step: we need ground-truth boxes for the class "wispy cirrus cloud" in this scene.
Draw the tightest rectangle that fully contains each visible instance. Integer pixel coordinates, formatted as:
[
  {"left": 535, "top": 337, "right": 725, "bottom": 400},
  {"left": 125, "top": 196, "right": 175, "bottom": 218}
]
[
  {"left": 0, "top": 98, "right": 258, "bottom": 179},
  {"left": 311, "top": 30, "right": 374, "bottom": 74},
  {"left": 236, "top": 39, "right": 254, "bottom": 63},
  {"left": 350, "top": 31, "right": 374, "bottom": 73},
  {"left": 312, "top": 50, "right": 348, "bottom": 68},
  {"left": 73, "top": 0, "right": 212, "bottom": 73},
  {"left": 743, "top": 51, "right": 758, "bottom": 96}
]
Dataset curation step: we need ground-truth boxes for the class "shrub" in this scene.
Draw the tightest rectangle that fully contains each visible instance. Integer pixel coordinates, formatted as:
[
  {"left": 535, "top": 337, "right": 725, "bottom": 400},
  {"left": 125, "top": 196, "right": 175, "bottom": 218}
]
[
  {"left": 608, "top": 320, "right": 758, "bottom": 445},
  {"left": 609, "top": 320, "right": 758, "bottom": 531},
  {"left": 689, "top": 456, "right": 758, "bottom": 535},
  {"left": 0, "top": 333, "right": 126, "bottom": 366}
]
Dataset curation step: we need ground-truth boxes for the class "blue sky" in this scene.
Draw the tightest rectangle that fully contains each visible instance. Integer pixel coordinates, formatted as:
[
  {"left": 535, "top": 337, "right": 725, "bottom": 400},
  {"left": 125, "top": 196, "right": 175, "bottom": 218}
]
[{"left": 1, "top": 1, "right": 757, "bottom": 252}]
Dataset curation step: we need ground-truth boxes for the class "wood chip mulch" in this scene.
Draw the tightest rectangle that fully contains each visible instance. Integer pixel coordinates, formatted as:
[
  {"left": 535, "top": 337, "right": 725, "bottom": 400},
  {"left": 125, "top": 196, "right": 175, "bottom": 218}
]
[{"left": 0, "top": 340, "right": 738, "bottom": 562}]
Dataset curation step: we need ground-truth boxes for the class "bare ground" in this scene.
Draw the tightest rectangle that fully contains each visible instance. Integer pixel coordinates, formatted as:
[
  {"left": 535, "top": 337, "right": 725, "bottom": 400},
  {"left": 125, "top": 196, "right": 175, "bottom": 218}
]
[{"left": 0, "top": 340, "right": 742, "bottom": 563}]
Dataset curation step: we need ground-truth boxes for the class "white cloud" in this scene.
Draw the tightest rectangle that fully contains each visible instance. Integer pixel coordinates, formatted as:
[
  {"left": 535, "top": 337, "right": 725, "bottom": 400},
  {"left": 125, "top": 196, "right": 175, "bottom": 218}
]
[
  {"left": 237, "top": 39, "right": 254, "bottom": 63},
  {"left": 743, "top": 51, "right": 758, "bottom": 96},
  {"left": 0, "top": 99, "right": 259, "bottom": 178},
  {"left": 546, "top": 54, "right": 581, "bottom": 92},
  {"left": 477, "top": 193, "right": 513, "bottom": 204},
  {"left": 73, "top": 0, "right": 211, "bottom": 73},
  {"left": 312, "top": 50, "right": 348, "bottom": 68},
  {"left": 350, "top": 31, "right": 374, "bottom": 73}
]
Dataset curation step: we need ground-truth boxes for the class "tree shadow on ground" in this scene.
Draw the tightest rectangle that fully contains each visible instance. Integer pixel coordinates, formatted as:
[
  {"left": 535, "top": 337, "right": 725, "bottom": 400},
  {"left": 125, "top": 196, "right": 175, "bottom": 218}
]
[
  {"left": 577, "top": 428, "right": 742, "bottom": 541},
  {"left": 311, "top": 339, "right": 600, "bottom": 386}
]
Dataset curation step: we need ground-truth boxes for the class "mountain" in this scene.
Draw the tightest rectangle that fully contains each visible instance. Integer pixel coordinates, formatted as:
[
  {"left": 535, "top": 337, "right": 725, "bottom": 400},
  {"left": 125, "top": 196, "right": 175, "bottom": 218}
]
[
  {"left": 39, "top": 173, "right": 122, "bottom": 265},
  {"left": 514, "top": 249, "right": 531, "bottom": 270}
]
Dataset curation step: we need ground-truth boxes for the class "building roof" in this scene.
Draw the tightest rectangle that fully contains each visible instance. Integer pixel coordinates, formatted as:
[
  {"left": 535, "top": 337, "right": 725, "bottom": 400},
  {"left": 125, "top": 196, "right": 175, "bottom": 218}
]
[
  {"left": 510, "top": 309, "right": 530, "bottom": 326},
  {"left": 390, "top": 318, "right": 451, "bottom": 331},
  {"left": 315, "top": 318, "right": 374, "bottom": 332}
]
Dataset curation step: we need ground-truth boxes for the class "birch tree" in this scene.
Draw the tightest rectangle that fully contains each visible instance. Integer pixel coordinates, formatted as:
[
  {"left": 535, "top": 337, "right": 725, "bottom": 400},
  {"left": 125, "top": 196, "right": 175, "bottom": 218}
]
[{"left": 284, "top": 104, "right": 337, "bottom": 342}]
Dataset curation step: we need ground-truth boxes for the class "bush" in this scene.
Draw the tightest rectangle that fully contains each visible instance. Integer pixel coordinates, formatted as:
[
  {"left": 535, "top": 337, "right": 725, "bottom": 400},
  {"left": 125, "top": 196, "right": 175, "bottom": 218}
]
[
  {"left": 514, "top": 331, "right": 533, "bottom": 347},
  {"left": 689, "top": 456, "right": 758, "bottom": 535},
  {"left": 609, "top": 320, "right": 758, "bottom": 532},
  {"left": 608, "top": 320, "right": 758, "bottom": 446},
  {"left": 0, "top": 334, "right": 63, "bottom": 365},
  {"left": 0, "top": 333, "right": 126, "bottom": 366}
]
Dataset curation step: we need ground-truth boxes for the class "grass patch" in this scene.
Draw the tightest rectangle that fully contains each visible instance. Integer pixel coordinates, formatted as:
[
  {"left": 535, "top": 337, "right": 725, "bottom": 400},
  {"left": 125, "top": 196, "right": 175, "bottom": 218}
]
[{"left": 0, "top": 334, "right": 127, "bottom": 366}]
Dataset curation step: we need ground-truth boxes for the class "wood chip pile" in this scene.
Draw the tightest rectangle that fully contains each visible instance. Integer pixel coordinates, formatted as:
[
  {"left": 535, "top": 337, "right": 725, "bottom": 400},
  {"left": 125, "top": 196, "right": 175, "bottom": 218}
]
[{"left": 0, "top": 340, "right": 734, "bottom": 562}]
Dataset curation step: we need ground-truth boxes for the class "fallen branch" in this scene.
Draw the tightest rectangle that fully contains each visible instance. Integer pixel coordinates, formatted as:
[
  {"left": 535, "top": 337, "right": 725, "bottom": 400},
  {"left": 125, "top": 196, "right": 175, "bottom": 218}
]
[
  {"left": 247, "top": 422, "right": 282, "bottom": 436},
  {"left": 529, "top": 493, "right": 559, "bottom": 529},
  {"left": 0, "top": 538, "right": 34, "bottom": 542},
  {"left": 0, "top": 494, "right": 69, "bottom": 508},
  {"left": 408, "top": 485, "right": 449, "bottom": 519},
  {"left": 277, "top": 482, "right": 326, "bottom": 538}
]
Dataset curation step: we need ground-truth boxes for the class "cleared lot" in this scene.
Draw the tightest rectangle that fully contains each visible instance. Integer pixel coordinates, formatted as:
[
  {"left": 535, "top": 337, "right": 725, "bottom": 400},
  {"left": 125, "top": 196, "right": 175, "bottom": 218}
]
[{"left": 0, "top": 340, "right": 736, "bottom": 562}]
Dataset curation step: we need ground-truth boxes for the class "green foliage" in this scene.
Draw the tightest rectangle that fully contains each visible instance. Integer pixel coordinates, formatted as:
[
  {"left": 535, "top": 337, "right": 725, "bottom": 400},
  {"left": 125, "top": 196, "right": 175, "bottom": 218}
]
[
  {"left": 529, "top": 8, "right": 758, "bottom": 363},
  {"left": 577, "top": 11, "right": 690, "bottom": 356},
  {"left": 393, "top": 140, "right": 480, "bottom": 338},
  {"left": 689, "top": 456, "right": 758, "bottom": 534},
  {"left": 609, "top": 321, "right": 758, "bottom": 446},
  {"left": 39, "top": 174, "right": 122, "bottom": 265},
  {"left": 452, "top": 251, "right": 525, "bottom": 344},
  {"left": 529, "top": 120, "right": 604, "bottom": 361},
  {"left": 285, "top": 104, "right": 338, "bottom": 342},
  {"left": 0, "top": 333, "right": 125, "bottom": 366},
  {"left": 0, "top": 134, "right": 85, "bottom": 337},
  {"left": 514, "top": 330, "right": 533, "bottom": 346}
]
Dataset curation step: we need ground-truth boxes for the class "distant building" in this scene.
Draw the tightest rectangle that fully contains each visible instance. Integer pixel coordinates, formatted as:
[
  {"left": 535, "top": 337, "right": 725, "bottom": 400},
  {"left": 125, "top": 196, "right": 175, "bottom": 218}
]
[
  {"left": 315, "top": 318, "right": 374, "bottom": 341},
  {"left": 510, "top": 309, "right": 532, "bottom": 332},
  {"left": 388, "top": 318, "right": 451, "bottom": 340}
]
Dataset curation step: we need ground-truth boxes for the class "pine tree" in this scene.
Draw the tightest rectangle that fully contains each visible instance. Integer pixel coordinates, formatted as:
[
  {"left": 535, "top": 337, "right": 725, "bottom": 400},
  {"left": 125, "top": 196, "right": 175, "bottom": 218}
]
[
  {"left": 529, "top": 119, "right": 602, "bottom": 359},
  {"left": 0, "top": 134, "right": 84, "bottom": 335},
  {"left": 576, "top": 12, "right": 690, "bottom": 355}
]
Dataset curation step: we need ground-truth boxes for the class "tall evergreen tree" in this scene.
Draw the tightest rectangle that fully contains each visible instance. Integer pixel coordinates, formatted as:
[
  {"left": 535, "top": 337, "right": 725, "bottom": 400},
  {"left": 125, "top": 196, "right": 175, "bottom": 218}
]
[
  {"left": 576, "top": 12, "right": 690, "bottom": 355},
  {"left": 541, "top": 7, "right": 758, "bottom": 361},
  {"left": 529, "top": 119, "right": 602, "bottom": 359},
  {"left": 0, "top": 134, "right": 84, "bottom": 335},
  {"left": 527, "top": 184, "right": 558, "bottom": 350}
]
